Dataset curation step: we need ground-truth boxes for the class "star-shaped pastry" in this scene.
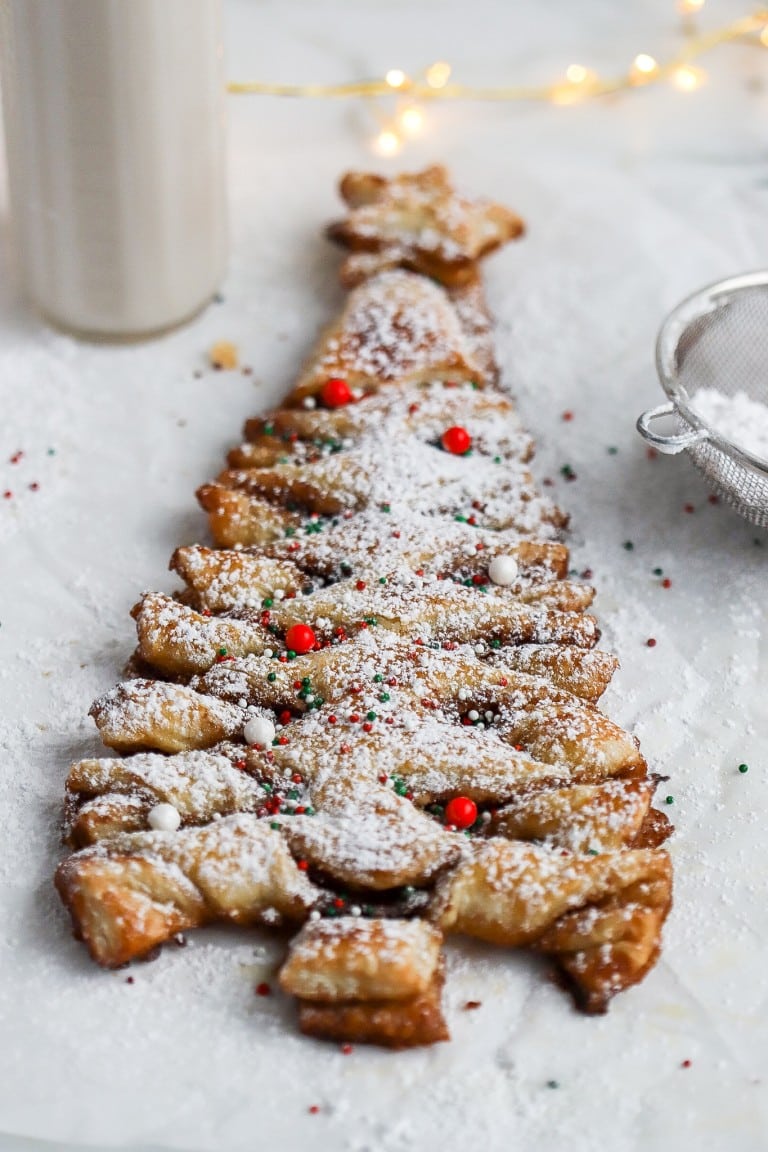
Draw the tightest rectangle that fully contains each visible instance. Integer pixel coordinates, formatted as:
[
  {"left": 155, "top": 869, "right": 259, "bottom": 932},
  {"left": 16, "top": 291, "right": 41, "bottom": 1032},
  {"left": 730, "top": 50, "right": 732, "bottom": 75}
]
[{"left": 327, "top": 165, "right": 524, "bottom": 287}]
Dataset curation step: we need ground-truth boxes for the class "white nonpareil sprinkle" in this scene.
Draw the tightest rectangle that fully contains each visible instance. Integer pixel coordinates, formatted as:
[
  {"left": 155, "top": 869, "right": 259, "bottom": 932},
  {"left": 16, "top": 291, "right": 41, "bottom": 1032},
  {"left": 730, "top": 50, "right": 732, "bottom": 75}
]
[
  {"left": 147, "top": 803, "right": 181, "bottom": 832},
  {"left": 488, "top": 554, "right": 519, "bottom": 586},
  {"left": 302, "top": 396, "right": 317, "bottom": 409},
  {"left": 691, "top": 387, "right": 768, "bottom": 461},
  {"left": 243, "top": 715, "right": 276, "bottom": 747}
]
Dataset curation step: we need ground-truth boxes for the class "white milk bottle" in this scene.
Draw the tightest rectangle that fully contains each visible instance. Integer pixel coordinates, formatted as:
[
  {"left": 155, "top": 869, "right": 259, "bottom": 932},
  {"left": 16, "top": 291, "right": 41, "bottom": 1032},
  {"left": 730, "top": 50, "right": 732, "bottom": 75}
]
[{"left": 0, "top": 0, "right": 227, "bottom": 338}]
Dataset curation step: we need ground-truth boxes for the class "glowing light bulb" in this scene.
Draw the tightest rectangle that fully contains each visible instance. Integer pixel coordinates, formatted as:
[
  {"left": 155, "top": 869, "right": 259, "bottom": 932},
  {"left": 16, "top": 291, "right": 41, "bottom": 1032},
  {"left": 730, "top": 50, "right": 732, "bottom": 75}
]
[
  {"left": 633, "top": 53, "right": 658, "bottom": 76},
  {"left": 385, "top": 69, "right": 406, "bottom": 89},
  {"left": 566, "top": 63, "right": 589, "bottom": 85},
  {"left": 678, "top": 0, "right": 705, "bottom": 12},
  {"left": 426, "top": 61, "right": 451, "bottom": 89},
  {"left": 373, "top": 129, "right": 401, "bottom": 156},
  {"left": 399, "top": 105, "right": 424, "bottom": 135},
  {"left": 672, "top": 64, "right": 705, "bottom": 91}
]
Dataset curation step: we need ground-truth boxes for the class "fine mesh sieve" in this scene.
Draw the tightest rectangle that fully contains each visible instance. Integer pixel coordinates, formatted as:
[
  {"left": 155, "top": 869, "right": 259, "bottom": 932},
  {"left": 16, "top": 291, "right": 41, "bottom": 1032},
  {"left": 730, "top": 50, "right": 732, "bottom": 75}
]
[{"left": 637, "top": 271, "right": 768, "bottom": 528}]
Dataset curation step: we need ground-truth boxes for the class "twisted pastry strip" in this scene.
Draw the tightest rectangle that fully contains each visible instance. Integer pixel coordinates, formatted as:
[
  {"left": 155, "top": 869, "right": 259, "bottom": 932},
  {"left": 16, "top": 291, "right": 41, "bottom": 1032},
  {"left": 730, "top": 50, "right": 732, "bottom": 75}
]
[
  {"left": 55, "top": 815, "right": 319, "bottom": 967},
  {"left": 89, "top": 679, "right": 244, "bottom": 753},
  {"left": 433, "top": 839, "right": 672, "bottom": 1012},
  {"left": 132, "top": 584, "right": 597, "bottom": 679},
  {"left": 204, "top": 438, "right": 565, "bottom": 535},
  {"left": 170, "top": 532, "right": 571, "bottom": 613},
  {"left": 64, "top": 749, "right": 265, "bottom": 847},
  {"left": 232, "top": 380, "right": 532, "bottom": 470}
]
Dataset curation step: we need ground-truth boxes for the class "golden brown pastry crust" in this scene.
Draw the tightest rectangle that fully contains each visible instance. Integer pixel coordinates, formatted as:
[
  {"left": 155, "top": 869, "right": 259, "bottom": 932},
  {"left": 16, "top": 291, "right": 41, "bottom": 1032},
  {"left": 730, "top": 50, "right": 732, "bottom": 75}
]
[{"left": 54, "top": 166, "right": 673, "bottom": 1047}]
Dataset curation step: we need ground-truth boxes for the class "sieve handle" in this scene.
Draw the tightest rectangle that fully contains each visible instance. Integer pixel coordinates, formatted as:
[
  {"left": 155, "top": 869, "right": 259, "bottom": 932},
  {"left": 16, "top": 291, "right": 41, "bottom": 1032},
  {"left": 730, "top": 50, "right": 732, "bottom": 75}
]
[{"left": 636, "top": 403, "right": 709, "bottom": 455}]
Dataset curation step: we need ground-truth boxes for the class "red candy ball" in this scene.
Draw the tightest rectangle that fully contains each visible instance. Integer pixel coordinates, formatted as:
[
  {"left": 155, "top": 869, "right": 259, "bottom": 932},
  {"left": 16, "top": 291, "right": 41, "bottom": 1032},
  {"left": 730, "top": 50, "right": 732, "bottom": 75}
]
[
  {"left": 441, "top": 425, "right": 472, "bottom": 455},
  {"left": 285, "top": 623, "right": 317, "bottom": 655},
  {"left": 444, "top": 796, "right": 478, "bottom": 829},
  {"left": 320, "top": 378, "right": 353, "bottom": 408}
]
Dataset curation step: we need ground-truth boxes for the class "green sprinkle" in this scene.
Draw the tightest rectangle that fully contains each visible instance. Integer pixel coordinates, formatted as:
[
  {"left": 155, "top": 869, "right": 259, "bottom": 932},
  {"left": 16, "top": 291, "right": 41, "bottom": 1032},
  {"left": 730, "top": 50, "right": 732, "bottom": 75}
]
[
  {"left": 270, "top": 822, "right": 281, "bottom": 831},
  {"left": 490, "top": 639, "right": 501, "bottom": 650},
  {"left": 267, "top": 671, "right": 277, "bottom": 682},
  {"left": 365, "top": 617, "right": 378, "bottom": 626},
  {"left": 287, "top": 650, "right": 296, "bottom": 660},
  {"left": 366, "top": 711, "right": 377, "bottom": 721},
  {"left": 380, "top": 503, "right": 391, "bottom": 513},
  {"left": 379, "top": 577, "right": 387, "bottom": 585},
  {"left": 586, "top": 848, "right": 599, "bottom": 856},
  {"left": 373, "top": 674, "right": 384, "bottom": 683},
  {"left": 493, "top": 455, "right": 502, "bottom": 464},
  {"left": 47, "top": 447, "right": 56, "bottom": 456},
  {"left": 288, "top": 790, "right": 299, "bottom": 800},
  {"left": 738, "top": 763, "right": 749, "bottom": 774},
  {"left": 278, "top": 456, "right": 290, "bottom": 464},
  {"left": 285, "top": 527, "right": 296, "bottom": 537},
  {"left": 263, "top": 423, "right": 274, "bottom": 436},
  {"left": 665, "top": 795, "right": 674, "bottom": 805},
  {"left": 304, "top": 806, "right": 315, "bottom": 816},
  {"left": 454, "top": 515, "right": 467, "bottom": 523},
  {"left": 217, "top": 647, "right": 228, "bottom": 657},
  {"left": 302, "top": 585, "right": 314, "bottom": 595},
  {"left": 653, "top": 567, "right": 663, "bottom": 576},
  {"left": 261, "top": 783, "right": 273, "bottom": 793},
  {"left": 301, "top": 677, "right": 311, "bottom": 687},
  {"left": 340, "top": 562, "right": 353, "bottom": 576},
  {"left": 379, "top": 692, "right": 390, "bottom": 703},
  {"left": 262, "top": 598, "right": 273, "bottom": 608},
  {"left": 547, "top": 1080, "right": 559, "bottom": 1090},
  {"left": 623, "top": 540, "right": 634, "bottom": 551},
  {"left": 607, "top": 446, "right": 618, "bottom": 455}
]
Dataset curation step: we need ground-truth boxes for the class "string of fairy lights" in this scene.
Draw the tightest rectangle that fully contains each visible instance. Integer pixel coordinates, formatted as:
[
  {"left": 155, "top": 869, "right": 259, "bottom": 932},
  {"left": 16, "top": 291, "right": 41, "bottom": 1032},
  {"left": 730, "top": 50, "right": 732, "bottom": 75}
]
[{"left": 227, "top": 3, "right": 768, "bottom": 155}]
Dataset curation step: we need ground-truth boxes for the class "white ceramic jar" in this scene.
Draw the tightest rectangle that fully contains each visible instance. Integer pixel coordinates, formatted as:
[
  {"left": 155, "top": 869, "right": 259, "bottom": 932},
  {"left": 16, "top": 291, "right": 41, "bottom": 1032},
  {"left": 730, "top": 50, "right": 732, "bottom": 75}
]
[{"left": 0, "top": 0, "right": 227, "bottom": 338}]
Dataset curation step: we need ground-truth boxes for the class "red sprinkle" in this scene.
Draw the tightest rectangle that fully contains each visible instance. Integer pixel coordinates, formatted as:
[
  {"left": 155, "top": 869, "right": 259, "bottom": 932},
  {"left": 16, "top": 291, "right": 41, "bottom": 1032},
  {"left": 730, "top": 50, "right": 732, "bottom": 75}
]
[
  {"left": 327, "top": 715, "right": 337, "bottom": 725},
  {"left": 29, "top": 482, "right": 39, "bottom": 492},
  {"left": 681, "top": 1059, "right": 692, "bottom": 1069},
  {"left": 297, "top": 860, "right": 308, "bottom": 871},
  {"left": 356, "top": 580, "right": 367, "bottom": 591},
  {"left": 362, "top": 722, "right": 373, "bottom": 733},
  {"left": 3, "top": 491, "right": 12, "bottom": 500},
  {"left": 285, "top": 623, "right": 316, "bottom": 655},
  {"left": 562, "top": 410, "right": 574, "bottom": 422},
  {"left": 647, "top": 447, "right": 658, "bottom": 460},
  {"left": 256, "top": 982, "right": 271, "bottom": 996},
  {"left": 320, "top": 377, "right": 353, "bottom": 408},
  {"left": 661, "top": 577, "right": 672, "bottom": 589},
  {"left": 341, "top": 1043, "right": 353, "bottom": 1054},
  {"left": 308, "top": 1105, "right": 320, "bottom": 1115},
  {"left": 684, "top": 503, "right": 695, "bottom": 514},
  {"left": 646, "top": 637, "right": 657, "bottom": 648},
  {"left": 9, "top": 452, "right": 23, "bottom": 464},
  {"left": 708, "top": 494, "right": 719, "bottom": 505},
  {"left": 444, "top": 796, "right": 478, "bottom": 829},
  {"left": 441, "top": 425, "right": 472, "bottom": 455}
]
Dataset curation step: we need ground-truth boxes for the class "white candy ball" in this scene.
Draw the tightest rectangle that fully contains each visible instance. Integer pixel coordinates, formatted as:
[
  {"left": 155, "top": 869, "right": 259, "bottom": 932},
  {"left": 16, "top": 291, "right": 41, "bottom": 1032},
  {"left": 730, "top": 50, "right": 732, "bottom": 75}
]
[
  {"left": 488, "top": 555, "right": 519, "bottom": 587},
  {"left": 302, "top": 396, "right": 316, "bottom": 409},
  {"left": 148, "top": 803, "right": 181, "bottom": 832},
  {"left": 243, "top": 715, "right": 276, "bottom": 747}
]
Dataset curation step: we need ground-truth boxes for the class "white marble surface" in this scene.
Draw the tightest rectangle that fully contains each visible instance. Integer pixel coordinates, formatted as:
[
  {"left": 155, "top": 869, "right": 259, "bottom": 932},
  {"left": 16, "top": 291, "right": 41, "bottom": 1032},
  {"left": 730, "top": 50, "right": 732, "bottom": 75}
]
[{"left": 1, "top": 2, "right": 767, "bottom": 1150}]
